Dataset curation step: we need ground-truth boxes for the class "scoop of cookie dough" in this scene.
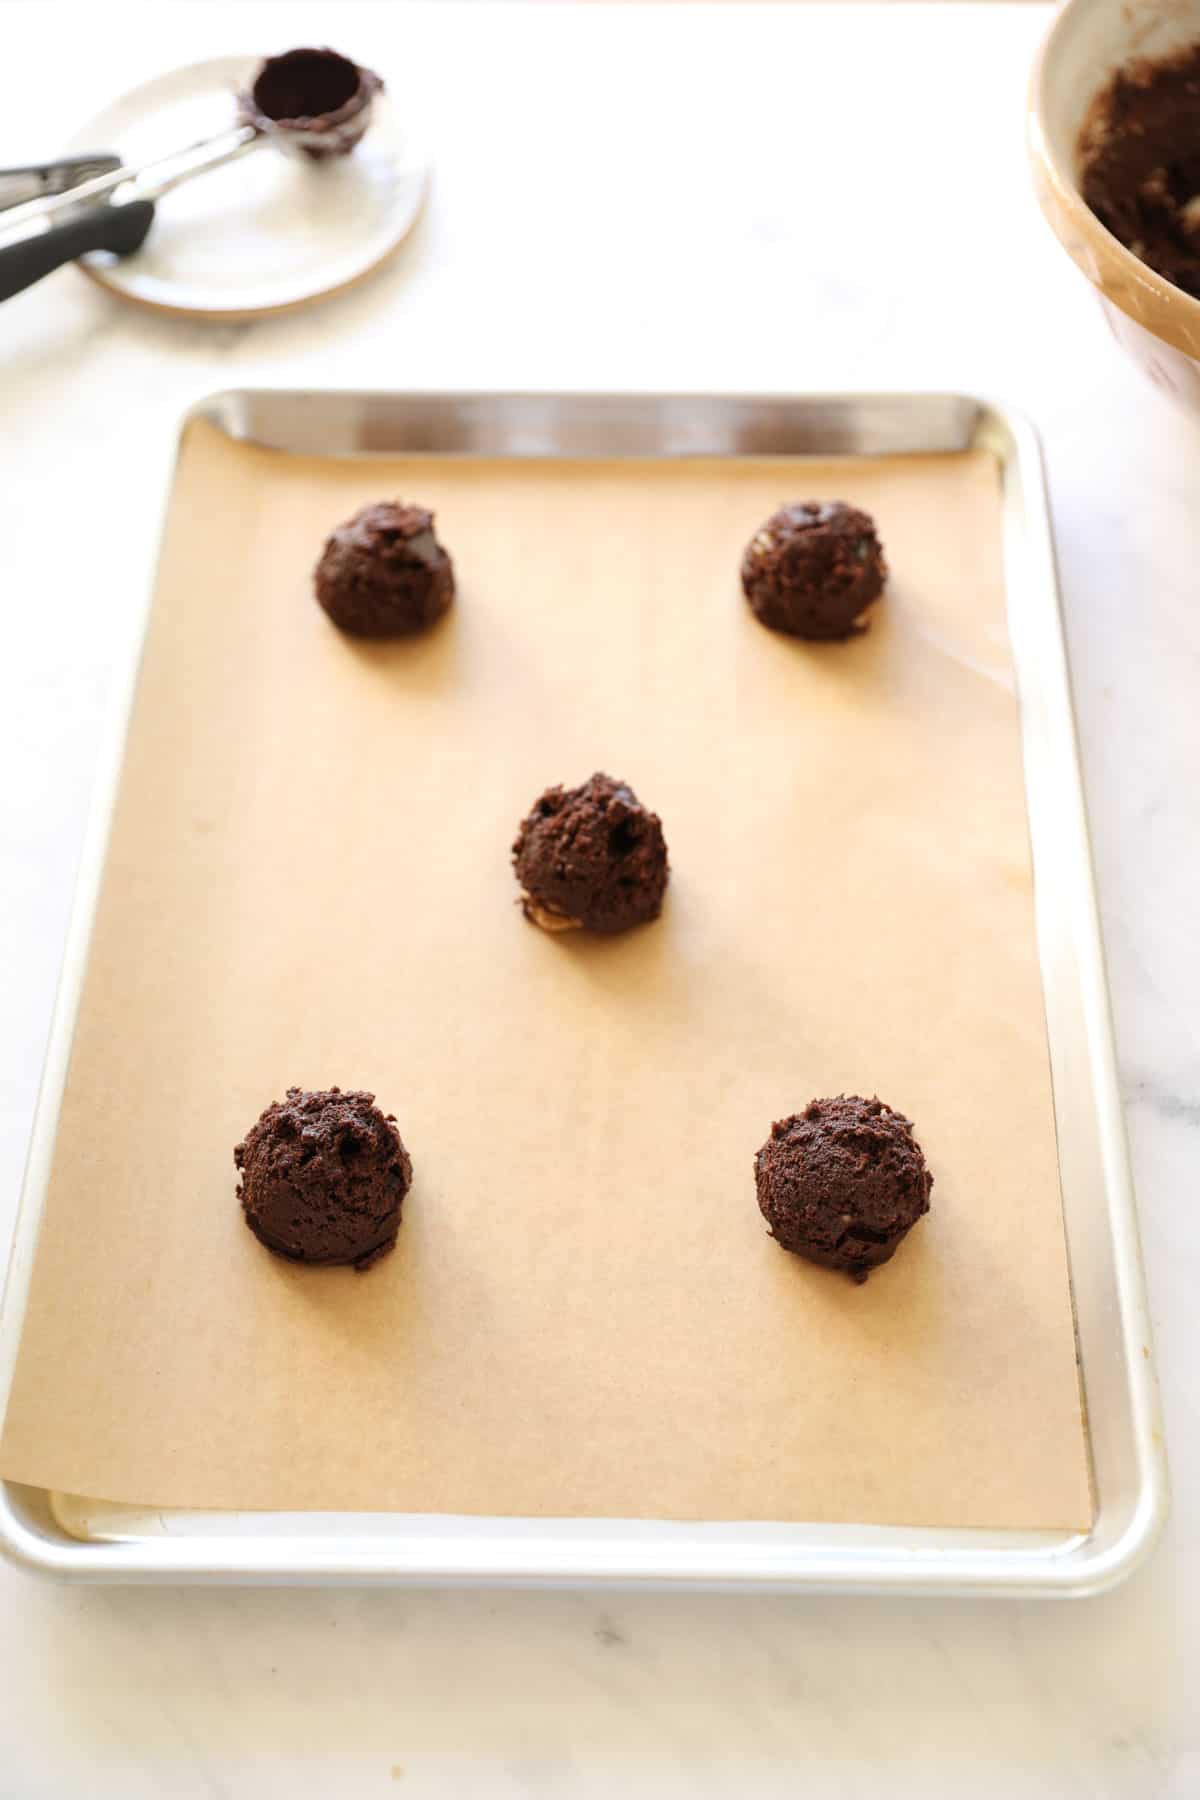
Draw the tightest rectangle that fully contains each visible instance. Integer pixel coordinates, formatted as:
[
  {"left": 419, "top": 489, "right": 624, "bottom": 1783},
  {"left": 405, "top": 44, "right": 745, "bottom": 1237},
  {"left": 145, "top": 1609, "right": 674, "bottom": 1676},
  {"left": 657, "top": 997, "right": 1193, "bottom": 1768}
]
[
  {"left": 754, "top": 1095, "right": 931, "bottom": 1281},
  {"left": 512, "top": 772, "right": 669, "bottom": 934},
  {"left": 741, "top": 501, "right": 886, "bottom": 639},
  {"left": 235, "top": 1086, "right": 412, "bottom": 1270},
  {"left": 314, "top": 501, "right": 454, "bottom": 636}
]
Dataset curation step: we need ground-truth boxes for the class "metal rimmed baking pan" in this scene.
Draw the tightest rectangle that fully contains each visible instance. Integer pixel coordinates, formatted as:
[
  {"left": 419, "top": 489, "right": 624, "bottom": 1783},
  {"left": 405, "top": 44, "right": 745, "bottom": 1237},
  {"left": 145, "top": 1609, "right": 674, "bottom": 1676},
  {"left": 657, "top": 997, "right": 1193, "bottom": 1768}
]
[{"left": 0, "top": 389, "right": 1166, "bottom": 1592}]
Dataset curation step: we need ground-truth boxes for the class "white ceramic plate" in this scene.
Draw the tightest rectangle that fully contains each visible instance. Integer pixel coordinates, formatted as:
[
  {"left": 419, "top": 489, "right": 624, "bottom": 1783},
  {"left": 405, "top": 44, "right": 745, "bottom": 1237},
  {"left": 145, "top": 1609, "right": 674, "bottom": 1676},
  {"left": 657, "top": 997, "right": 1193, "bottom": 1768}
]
[{"left": 64, "top": 55, "right": 427, "bottom": 319}]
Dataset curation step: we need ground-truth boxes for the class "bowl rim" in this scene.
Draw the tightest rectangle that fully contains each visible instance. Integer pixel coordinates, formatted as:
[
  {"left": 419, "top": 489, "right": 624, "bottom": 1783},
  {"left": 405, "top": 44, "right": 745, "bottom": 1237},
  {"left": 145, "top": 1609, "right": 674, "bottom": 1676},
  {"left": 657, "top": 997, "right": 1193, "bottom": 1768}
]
[{"left": 1028, "top": 0, "right": 1200, "bottom": 349}]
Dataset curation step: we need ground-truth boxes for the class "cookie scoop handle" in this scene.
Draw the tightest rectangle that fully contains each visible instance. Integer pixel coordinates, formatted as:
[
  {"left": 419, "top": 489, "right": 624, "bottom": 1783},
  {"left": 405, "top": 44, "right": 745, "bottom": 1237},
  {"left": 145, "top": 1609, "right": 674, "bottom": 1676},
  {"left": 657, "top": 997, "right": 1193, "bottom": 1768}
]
[{"left": 0, "top": 198, "right": 155, "bottom": 302}]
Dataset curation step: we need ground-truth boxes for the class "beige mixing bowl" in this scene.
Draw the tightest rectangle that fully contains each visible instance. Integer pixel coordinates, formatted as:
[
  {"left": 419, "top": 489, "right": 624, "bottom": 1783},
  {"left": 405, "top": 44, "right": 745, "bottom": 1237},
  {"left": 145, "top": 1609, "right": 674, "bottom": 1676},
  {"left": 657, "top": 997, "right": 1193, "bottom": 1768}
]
[{"left": 1030, "top": 0, "right": 1200, "bottom": 406}]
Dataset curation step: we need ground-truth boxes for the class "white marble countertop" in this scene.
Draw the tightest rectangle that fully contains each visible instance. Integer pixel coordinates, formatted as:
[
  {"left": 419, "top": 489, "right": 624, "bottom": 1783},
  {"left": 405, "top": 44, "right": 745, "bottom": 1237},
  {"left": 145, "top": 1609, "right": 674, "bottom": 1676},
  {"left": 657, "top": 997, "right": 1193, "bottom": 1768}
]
[{"left": 1, "top": 2, "right": 1197, "bottom": 1792}]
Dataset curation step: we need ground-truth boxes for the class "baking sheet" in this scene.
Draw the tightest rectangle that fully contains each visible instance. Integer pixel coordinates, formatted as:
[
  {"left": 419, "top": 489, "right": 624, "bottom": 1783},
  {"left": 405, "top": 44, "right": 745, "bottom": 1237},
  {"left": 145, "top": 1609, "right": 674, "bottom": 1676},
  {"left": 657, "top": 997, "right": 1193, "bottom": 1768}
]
[{"left": 0, "top": 419, "right": 1092, "bottom": 1529}]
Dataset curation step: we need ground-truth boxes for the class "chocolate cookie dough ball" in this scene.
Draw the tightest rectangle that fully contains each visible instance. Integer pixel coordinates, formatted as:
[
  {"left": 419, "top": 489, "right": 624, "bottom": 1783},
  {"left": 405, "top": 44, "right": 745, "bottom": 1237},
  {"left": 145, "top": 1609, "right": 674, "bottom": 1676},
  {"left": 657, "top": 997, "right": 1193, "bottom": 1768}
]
[
  {"left": 235, "top": 1087, "right": 411, "bottom": 1270},
  {"left": 755, "top": 1095, "right": 931, "bottom": 1282},
  {"left": 512, "top": 771, "right": 669, "bottom": 934},
  {"left": 314, "top": 501, "right": 454, "bottom": 637},
  {"left": 741, "top": 501, "right": 886, "bottom": 639},
  {"left": 238, "top": 47, "right": 382, "bottom": 159}
]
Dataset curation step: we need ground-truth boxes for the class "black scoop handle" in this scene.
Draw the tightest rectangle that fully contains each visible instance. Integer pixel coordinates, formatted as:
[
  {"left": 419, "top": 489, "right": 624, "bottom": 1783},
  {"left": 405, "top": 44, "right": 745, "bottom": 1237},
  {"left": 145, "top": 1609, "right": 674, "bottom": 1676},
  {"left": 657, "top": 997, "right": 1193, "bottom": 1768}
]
[{"left": 0, "top": 199, "right": 155, "bottom": 302}]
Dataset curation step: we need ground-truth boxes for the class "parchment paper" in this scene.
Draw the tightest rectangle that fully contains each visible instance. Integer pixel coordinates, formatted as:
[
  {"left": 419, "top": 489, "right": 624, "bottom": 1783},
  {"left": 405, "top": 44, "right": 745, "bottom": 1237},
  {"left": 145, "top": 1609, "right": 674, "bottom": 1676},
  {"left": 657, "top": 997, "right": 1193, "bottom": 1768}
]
[{"left": 0, "top": 421, "right": 1092, "bottom": 1528}]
